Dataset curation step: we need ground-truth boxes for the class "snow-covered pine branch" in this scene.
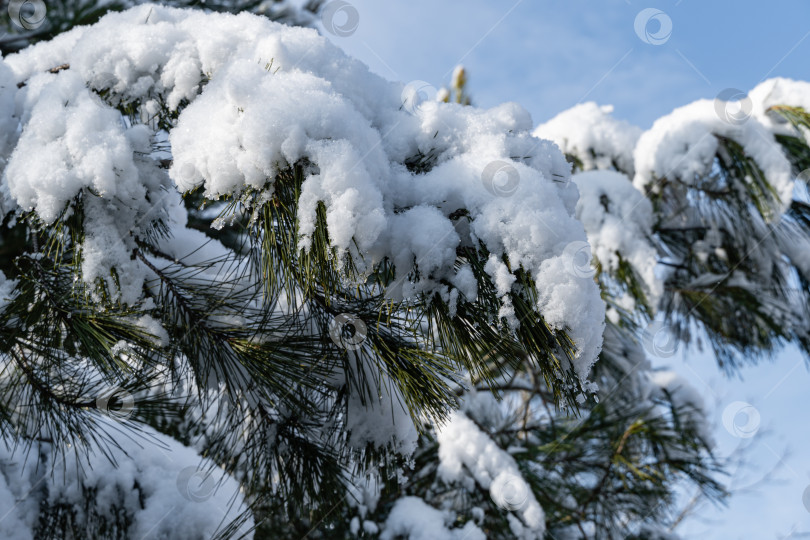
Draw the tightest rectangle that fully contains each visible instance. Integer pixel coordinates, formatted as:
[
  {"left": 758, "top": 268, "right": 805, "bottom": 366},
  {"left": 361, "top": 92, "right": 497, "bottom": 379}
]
[
  {"left": 0, "top": 5, "right": 602, "bottom": 538},
  {"left": 0, "top": 4, "right": 809, "bottom": 539}
]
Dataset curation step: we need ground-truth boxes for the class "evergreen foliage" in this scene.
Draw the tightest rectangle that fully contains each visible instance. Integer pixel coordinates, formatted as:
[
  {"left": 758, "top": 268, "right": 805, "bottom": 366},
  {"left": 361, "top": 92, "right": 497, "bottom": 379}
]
[{"left": 0, "top": 3, "right": 808, "bottom": 539}]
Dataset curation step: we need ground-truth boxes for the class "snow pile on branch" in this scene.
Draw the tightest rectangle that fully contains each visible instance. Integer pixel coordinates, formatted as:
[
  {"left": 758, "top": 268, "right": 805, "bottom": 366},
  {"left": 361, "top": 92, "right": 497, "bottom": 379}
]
[
  {"left": 436, "top": 412, "right": 546, "bottom": 538},
  {"left": 632, "top": 99, "right": 794, "bottom": 209},
  {"left": 750, "top": 77, "right": 810, "bottom": 136},
  {"left": 0, "top": 419, "right": 252, "bottom": 540},
  {"left": 0, "top": 69, "right": 173, "bottom": 304},
  {"left": 6, "top": 72, "right": 148, "bottom": 223},
  {"left": 0, "top": 5, "right": 605, "bottom": 379},
  {"left": 381, "top": 497, "right": 485, "bottom": 540},
  {"left": 572, "top": 170, "right": 662, "bottom": 306},
  {"left": 534, "top": 102, "right": 642, "bottom": 175}
]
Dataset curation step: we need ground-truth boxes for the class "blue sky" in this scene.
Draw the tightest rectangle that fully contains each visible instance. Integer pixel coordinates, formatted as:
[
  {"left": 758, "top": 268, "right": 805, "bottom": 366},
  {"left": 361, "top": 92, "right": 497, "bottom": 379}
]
[
  {"left": 323, "top": 0, "right": 810, "bottom": 128},
  {"left": 320, "top": 1, "right": 810, "bottom": 537}
]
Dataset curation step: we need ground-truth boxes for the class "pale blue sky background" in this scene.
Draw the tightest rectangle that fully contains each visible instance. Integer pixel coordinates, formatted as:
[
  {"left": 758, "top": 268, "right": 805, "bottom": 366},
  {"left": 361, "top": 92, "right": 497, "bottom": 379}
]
[
  {"left": 319, "top": 1, "right": 810, "bottom": 537},
  {"left": 321, "top": 0, "right": 810, "bottom": 128}
]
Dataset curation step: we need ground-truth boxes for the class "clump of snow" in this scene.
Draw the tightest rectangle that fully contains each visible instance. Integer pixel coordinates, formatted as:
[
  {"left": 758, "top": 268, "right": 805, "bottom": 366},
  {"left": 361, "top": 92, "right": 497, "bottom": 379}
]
[
  {"left": 134, "top": 313, "right": 170, "bottom": 347},
  {"left": 381, "top": 496, "right": 485, "bottom": 540},
  {"left": 0, "top": 418, "right": 253, "bottom": 539},
  {"left": 6, "top": 71, "right": 147, "bottom": 223},
  {"left": 0, "top": 67, "right": 173, "bottom": 303},
  {"left": 79, "top": 195, "right": 151, "bottom": 305},
  {"left": 436, "top": 412, "right": 545, "bottom": 538},
  {"left": 0, "top": 61, "right": 18, "bottom": 169},
  {"left": 633, "top": 99, "right": 794, "bottom": 211},
  {"left": 749, "top": 77, "right": 810, "bottom": 136},
  {"left": 573, "top": 170, "right": 662, "bottom": 305},
  {"left": 534, "top": 102, "right": 642, "bottom": 175}
]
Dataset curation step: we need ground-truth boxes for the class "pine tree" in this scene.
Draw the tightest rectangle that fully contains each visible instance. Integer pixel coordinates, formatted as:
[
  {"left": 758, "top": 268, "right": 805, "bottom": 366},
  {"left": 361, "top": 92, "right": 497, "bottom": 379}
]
[{"left": 0, "top": 4, "right": 808, "bottom": 540}]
